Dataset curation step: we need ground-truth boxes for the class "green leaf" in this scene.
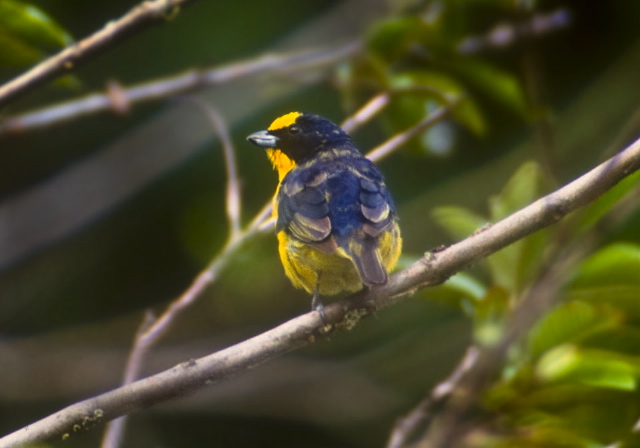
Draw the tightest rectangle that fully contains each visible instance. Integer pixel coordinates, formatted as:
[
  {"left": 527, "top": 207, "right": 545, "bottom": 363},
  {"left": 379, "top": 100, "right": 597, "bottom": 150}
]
[
  {"left": 365, "top": 7, "right": 454, "bottom": 64},
  {"left": 452, "top": 95, "right": 486, "bottom": 136},
  {"left": 515, "top": 227, "right": 549, "bottom": 291},
  {"left": 473, "top": 286, "right": 510, "bottom": 346},
  {"left": 389, "top": 71, "right": 488, "bottom": 135},
  {"left": 0, "top": 0, "right": 72, "bottom": 68},
  {"left": 571, "top": 243, "right": 640, "bottom": 288},
  {"left": 497, "top": 424, "right": 608, "bottom": 448},
  {"left": 0, "top": 0, "right": 72, "bottom": 48},
  {"left": 382, "top": 71, "right": 486, "bottom": 154},
  {"left": 581, "top": 325, "right": 640, "bottom": 357},
  {"left": 574, "top": 170, "right": 640, "bottom": 234},
  {"left": 511, "top": 382, "right": 638, "bottom": 445},
  {"left": 444, "top": 272, "right": 487, "bottom": 301},
  {"left": 0, "top": 28, "right": 41, "bottom": 66},
  {"left": 484, "top": 162, "right": 549, "bottom": 292},
  {"left": 431, "top": 205, "right": 488, "bottom": 240},
  {"left": 419, "top": 272, "right": 487, "bottom": 311},
  {"left": 489, "top": 161, "right": 546, "bottom": 221},
  {"left": 450, "top": 59, "right": 528, "bottom": 117},
  {"left": 536, "top": 345, "right": 637, "bottom": 391},
  {"left": 486, "top": 241, "right": 521, "bottom": 294},
  {"left": 433, "top": 163, "right": 551, "bottom": 293},
  {"left": 366, "top": 17, "right": 426, "bottom": 65},
  {"left": 566, "top": 286, "right": 640, "bottom": 320},
  {"left": 528, "top": 302, "right": 618, "bottom": 359}
]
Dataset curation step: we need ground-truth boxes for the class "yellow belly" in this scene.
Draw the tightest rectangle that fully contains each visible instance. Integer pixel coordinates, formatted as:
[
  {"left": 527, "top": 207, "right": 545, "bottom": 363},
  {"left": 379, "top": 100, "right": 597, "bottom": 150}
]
[{"left": 277, "top": 225, "right": 402, "bottom": 296}]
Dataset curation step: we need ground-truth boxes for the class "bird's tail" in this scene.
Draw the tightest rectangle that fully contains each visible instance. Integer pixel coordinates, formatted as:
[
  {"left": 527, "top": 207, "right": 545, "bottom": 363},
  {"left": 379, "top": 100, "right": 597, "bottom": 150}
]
[{"left": 344, "top": 236, "right": 388, "bottom": 286}]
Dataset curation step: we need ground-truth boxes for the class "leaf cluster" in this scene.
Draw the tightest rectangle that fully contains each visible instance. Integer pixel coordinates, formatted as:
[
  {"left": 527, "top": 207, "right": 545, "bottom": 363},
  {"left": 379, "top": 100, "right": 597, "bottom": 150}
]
[
  {"left": 340, "top": 0, "right": 534, "bottom": 156},
  {"left": 428, "top": 161, "right": 640, "bottom": 447}
]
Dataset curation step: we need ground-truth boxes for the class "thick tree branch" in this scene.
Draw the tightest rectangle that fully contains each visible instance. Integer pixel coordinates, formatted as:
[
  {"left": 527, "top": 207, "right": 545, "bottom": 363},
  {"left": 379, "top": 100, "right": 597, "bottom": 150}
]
[
  {"left": 0, "top": 0, "right": 203, "bottom": 109},
  {"left": 1, "top": 134, "right": 638, "bottom": 448}
]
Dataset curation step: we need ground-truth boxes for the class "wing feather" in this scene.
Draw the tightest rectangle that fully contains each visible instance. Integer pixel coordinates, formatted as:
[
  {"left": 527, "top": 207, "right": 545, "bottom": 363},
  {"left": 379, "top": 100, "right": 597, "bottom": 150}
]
[{"left": 277, "top": 156, "right": 398, "bottom": 286}]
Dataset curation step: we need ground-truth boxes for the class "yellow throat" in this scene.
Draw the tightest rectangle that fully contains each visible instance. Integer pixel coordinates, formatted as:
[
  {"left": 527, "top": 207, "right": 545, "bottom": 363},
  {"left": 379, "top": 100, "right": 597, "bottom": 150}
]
[{"left": 266, "top": 112, "right": 301, "bottom": 181}]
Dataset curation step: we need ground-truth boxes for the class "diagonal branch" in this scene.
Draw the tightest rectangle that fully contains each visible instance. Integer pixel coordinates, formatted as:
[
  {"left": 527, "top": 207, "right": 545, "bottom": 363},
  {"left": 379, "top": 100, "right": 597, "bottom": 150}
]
[
  {"left": 1, "top": 132, "right": 638, "bottom": 448},
  {"left": 0, "top": 0, "right": 202, "bottom": 109},
  {"left": 99, "top": 104, "right": 246, "bottom": 448},
  {"left": 366, "top": 105, "right": 452, "bottom": 162},
  {"left": 424, "top": 250, "right": 583, "bottom": 448},
  {"left": 182, "top": 100, "right": 242, "bottom": 238},
  {"left": 386, "top": 346, "right": 480, "bottom": 448},
  {"left": 0, "top": 42, "right": 360, "bottom": 137},
  {"left": 341, "top": 93, "right": 391, "bottom": 134}
]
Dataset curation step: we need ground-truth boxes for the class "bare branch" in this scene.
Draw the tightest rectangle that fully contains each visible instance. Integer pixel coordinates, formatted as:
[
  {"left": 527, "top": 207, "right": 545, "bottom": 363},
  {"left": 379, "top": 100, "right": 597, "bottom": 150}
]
[
  {"left": 457, "top": 8, "right": 571, "bottom": 55},
  {"left": 341, "top": 93, "right": 391, "bottom": 134},
  {"left": 98, "top": 229, "right": 257, "bottom": 448},
  {"left": 180, "top": 100, "right": 241, "bottom": 238},
  {"left": 0, "top": 43, "right": 360, "bottom": 137},
  {"left": 99, "top": 311, "right": 156, "bottom": 448},
  {"left": 98, "top": 103, "right": 242, "bottom": 448},
  {"left": 1, "top": 133, "right": 638, "bottom": 448},
  {"left": 386, "top": 347, "right": 479, "bottom": 448},
  {"left": 366, "top": 105, "right": 452, "bottom": 162},
  {"left": 426, "top": 252, "right": 582, "bottom": 448},
  {"left": 0, "top": 0, "right": 205, "bottom": 109}
]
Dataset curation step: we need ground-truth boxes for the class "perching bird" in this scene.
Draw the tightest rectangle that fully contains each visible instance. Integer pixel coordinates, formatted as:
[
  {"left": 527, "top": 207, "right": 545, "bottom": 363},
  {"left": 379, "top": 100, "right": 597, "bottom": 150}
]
[{"left": 247, "top": 112, "right": 402, "bottom": 318}]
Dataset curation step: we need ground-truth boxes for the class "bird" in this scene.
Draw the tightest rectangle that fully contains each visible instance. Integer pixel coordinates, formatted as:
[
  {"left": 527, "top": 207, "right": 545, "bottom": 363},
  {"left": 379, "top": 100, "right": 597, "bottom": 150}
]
[{"left": 247, "top": 112, "right": 402, "bottom": 319}]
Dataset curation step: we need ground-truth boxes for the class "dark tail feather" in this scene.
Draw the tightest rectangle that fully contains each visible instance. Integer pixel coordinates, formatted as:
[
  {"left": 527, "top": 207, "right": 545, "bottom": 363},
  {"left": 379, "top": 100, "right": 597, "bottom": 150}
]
[{"left": 352, "top": 240, "right": 387, "bottom": 286}]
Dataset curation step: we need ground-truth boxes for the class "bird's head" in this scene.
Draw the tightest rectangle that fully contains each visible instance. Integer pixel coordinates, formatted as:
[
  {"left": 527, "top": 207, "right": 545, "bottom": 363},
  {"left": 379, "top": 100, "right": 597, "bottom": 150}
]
[{"left": 247, "top": 112, "right": 351, "bottom": 180}]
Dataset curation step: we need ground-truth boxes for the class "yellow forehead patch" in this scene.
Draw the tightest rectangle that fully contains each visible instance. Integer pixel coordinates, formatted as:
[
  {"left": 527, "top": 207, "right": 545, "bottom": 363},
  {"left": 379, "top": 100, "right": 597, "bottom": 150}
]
[{"left": 268, "top": 111, "right": 301, "bottom": 131}]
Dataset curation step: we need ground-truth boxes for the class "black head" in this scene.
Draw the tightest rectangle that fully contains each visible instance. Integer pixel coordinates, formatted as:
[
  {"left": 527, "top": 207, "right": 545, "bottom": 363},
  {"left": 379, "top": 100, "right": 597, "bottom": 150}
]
[{"left": 247, "top": 112, "right": 353, "bottom": 164}]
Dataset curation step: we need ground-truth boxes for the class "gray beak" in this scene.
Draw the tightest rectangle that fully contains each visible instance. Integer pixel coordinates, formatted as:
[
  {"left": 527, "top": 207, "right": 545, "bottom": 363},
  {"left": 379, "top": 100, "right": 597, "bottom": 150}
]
[{"left": 247, "top": 130, "right": 279, "bottom": 149}]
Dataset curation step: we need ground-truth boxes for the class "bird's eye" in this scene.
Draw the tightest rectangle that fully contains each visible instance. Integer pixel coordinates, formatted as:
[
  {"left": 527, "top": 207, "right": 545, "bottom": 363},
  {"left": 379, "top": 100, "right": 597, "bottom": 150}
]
[{"left": 289, "top": 125, "right": 300, "bottom": 135}]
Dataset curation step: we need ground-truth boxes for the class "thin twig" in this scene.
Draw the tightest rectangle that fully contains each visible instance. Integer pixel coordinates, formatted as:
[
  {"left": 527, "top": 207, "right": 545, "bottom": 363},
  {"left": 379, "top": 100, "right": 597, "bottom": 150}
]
[
  {"left": 1, "top": 134, "right": 638, "bottom": 448},
  {"left": 180, "top": 100, "right": 241, "bottom": 238},
  {"left": 0, "top": 43, "right": 361, "bottom": 137},
  {"left": 99, "top": 104, "right": 247, "bottom": 448},
  {"left": 386, "top": 346, "right": 480, "bottom": 448},
  {"left": 425, "top": 250, "right": 585, "bottom": 448},
  {"left": 341, "top": 93, "right": 391, "bottom": 134},
  {"left": 99, "top": 227, "right": 260, "bottom": 448},
  {"left": 457, "top": 8, "right": 571, "bottom": 55},
  {"left": 0, "top": 0, "right": 203, "bottom": 109},
  {"left": 366, "top": 105, "right": 453, "bottom": 162},
  {"left": 99, "top": 311, "right": 156, "bottom": 448},
  {"left": 517, "top": 2, "right": 561, "bottom": 183}
]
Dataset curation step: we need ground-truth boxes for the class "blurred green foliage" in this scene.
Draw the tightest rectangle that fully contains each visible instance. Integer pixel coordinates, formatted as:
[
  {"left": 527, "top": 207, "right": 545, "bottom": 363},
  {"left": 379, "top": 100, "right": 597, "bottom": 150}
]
[
  {"left": 0, "top": 0, "right": 78, "bottom": 87},
  {"left": 0, "top": 0, "right": 72, "bottom": 66},
  {"left": 341, "top": 0, "right": 534, "bottom": 157},
  {"left": 425, "top": 162, "right": 640, "bottom": 446}
]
